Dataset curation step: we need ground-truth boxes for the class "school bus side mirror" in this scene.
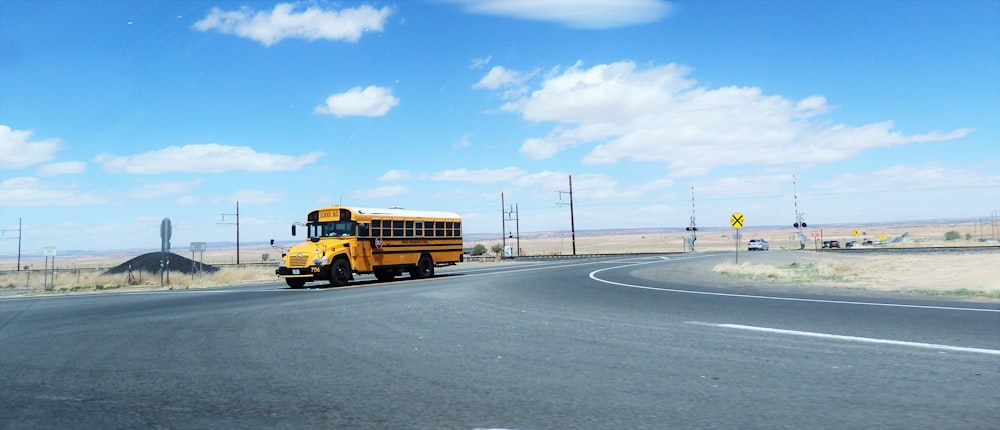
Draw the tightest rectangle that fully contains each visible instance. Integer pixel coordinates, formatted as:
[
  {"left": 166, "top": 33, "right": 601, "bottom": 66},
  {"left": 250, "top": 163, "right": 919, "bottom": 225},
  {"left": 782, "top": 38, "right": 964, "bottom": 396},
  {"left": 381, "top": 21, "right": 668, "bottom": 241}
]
[{"left": 292, "top": 225, "right": 297, "bottom": 236}]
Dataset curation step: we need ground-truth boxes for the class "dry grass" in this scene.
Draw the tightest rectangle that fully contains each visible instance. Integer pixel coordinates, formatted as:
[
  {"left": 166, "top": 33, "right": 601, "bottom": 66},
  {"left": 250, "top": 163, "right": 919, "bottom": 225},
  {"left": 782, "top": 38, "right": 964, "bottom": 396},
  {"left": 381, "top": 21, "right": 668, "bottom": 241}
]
[
  {"left": 0, "top": 266, "right": 278, "bottom": 295},
  {"left": 711, "top": 256, "right": 1000, "bottom": 299},
  {"left": 712, "top": 261, "right": 858, "bottom": 283}
]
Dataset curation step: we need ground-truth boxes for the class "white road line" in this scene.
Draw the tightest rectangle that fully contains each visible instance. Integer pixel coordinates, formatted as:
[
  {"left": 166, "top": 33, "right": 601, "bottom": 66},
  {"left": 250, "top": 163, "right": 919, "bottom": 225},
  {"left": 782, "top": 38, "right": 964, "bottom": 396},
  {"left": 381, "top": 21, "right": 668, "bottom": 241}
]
[
  {"left": 688, "top": 321, "right": 1000, "bottom": 356},
  {"left": 589, "top": 256, "right": 1000, "bottom": 313}
]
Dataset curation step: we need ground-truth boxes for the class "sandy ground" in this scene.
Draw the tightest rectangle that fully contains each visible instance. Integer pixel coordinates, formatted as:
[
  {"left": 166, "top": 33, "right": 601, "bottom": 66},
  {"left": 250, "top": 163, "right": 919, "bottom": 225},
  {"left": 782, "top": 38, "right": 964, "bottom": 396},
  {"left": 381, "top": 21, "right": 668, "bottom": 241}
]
[
  {"left": 647, "top": 249, "right": 999, "bottom": 296},
  {"left": 1, "top": 221, "right": 997, "bottom": 298}
]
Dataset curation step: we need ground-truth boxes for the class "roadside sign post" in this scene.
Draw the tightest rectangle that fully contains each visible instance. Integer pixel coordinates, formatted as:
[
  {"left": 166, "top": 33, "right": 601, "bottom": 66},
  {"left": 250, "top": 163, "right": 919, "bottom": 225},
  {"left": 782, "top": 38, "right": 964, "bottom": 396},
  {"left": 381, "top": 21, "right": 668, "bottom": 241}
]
[
  {"left": 43, "top": 247, "right": 56, "bottom": 291},
  {"left": 730, "top": 212, "right": 744, "bottom": 264},
  {"left": 160, "top": 218, "right": 172, "bottom": 286},
  {"left": 190, "top": 242, "right": 206, "bottom": 279}
]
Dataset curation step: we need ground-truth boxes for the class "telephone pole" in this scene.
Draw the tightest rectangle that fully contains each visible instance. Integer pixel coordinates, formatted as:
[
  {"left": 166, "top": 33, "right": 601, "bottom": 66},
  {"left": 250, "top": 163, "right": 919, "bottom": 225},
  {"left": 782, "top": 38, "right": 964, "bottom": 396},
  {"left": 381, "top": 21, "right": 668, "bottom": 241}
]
[
  {"left": 219, "top": 201, "right": 240, "bottom": 264},
  {"left": 557, "top": 175, "right": 576, "bottom": 255},
  {"left": 500, "top": 192, "right": 506, "bottom": 254},
  {"left": 1, "top": 217, "right": 22, "bottom": 270}
]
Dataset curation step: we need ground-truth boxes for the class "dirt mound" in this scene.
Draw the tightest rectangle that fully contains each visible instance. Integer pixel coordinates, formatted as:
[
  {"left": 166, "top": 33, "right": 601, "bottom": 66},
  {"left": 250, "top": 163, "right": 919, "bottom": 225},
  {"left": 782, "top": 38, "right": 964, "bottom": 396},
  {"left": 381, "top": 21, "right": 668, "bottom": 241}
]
[{"left": 105, "top": 252, "right": 219, "bottom": 275}]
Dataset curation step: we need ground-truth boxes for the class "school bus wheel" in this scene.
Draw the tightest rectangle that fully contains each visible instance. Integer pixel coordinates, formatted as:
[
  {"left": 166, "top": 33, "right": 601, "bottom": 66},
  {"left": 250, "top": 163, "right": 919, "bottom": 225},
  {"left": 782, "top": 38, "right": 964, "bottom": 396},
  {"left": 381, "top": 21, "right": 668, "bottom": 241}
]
[
  {"left": 410, "top": 253, "right": 434, "bottom": 279},
  {"left": 330, "top": 258, "right": 351, "bottom": 287},
  {"left": 285, "top": 278, "right": 306, "bottom": 289}
]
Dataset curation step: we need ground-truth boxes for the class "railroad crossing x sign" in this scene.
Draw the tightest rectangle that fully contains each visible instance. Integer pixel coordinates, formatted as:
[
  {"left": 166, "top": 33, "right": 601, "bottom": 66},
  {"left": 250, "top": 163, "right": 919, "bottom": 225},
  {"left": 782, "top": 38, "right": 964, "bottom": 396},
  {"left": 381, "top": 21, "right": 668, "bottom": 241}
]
[{"left": 730, "top": 212, "right": 745, "bottom": 229}]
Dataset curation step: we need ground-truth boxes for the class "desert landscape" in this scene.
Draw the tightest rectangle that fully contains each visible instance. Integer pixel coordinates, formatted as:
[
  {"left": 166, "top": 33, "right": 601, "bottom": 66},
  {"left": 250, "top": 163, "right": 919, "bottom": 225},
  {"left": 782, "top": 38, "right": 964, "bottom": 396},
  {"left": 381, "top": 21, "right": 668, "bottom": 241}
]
[{"left": 1, "top": 220, "right": 997, "bottom": 299}]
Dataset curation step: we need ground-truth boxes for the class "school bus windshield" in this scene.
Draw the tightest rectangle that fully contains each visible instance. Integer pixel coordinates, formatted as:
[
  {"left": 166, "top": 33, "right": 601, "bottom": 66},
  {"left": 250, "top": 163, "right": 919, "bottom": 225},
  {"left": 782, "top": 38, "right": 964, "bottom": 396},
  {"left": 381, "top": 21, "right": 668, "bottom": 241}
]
[{"left": 308, "top": 221, "right": 357, "bottom": 238}]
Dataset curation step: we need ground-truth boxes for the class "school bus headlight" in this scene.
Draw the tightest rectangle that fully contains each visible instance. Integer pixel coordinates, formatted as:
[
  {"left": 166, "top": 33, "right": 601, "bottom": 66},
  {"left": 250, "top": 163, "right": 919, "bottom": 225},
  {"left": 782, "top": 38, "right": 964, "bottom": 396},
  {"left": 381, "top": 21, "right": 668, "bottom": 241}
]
[{"left": 313, "top": 257, "right": 329, "bottom": 265}]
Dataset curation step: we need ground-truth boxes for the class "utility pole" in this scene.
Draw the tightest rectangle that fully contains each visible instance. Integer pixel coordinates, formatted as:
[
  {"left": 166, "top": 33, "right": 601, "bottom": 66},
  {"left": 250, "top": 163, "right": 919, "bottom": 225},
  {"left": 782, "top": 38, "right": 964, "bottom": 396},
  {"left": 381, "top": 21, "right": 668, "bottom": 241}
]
[
  {"left": 1, "top": 217, "right": 22, "bottom": 270},
  {"left": 515, "top": 203, "right": 520, "bottom": 255},
  {"left": 557, "top": 175, "right": 576, "bottom": 255},
  {"left": 219, "top": 201, "right": 240, "bottom": 264},
  {"left": 500, "top": 192, "right": 506, "bottom": 255}
]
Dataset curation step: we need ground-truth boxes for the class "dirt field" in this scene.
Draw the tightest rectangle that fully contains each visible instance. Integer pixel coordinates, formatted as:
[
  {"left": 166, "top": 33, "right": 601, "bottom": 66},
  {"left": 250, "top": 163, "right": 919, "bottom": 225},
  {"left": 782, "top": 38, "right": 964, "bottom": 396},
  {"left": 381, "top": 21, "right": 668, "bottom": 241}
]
[{"left": 1, "top": 220, "right": 997, "bottom": 298}]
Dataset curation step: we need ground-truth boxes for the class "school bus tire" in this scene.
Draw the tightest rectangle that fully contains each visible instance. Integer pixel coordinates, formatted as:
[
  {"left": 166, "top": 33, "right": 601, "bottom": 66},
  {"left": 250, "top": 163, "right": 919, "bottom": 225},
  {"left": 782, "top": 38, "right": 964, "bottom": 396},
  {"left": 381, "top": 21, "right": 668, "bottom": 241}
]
[
  {"left": 330, "top": 258, "right": 351, "bottom": 287},
  {"left": 285, "top": 278, "right": 306, "bottom": 289},
  {"left": 410, "top": 253, "right": 434, "bottom": 279}
]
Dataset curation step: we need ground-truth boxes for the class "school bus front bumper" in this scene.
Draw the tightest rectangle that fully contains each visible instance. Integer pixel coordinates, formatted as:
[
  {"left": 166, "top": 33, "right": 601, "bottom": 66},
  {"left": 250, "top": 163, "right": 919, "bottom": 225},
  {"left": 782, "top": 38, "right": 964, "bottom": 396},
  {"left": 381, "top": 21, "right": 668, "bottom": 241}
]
[{"left": 275, "top": 264, "right": 330, "bottom": 280}]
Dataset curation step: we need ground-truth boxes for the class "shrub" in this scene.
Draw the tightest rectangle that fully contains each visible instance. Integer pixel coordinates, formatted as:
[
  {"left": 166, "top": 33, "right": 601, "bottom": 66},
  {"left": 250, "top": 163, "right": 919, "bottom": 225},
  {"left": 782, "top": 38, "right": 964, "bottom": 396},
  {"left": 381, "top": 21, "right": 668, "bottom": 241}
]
[
  {"left": 944, "top": 230, "right": 961, "bottom": 241},
  {"left": 471, "top": 244, "right": 487, "bottom": 255}
]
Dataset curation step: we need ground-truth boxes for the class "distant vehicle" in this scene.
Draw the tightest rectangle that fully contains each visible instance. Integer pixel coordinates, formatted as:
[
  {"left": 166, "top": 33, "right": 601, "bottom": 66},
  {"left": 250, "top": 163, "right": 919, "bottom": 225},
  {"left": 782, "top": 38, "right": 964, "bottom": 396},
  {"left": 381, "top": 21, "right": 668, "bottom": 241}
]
[
  {"left": 747, "top": 238, "right": 769, "bottom": 251},
  {"left": 845, "top": 241, "right": 859, "bottom": 248},
  {"left": 828, "top": 240, "right": 840, "bottom": 248}
]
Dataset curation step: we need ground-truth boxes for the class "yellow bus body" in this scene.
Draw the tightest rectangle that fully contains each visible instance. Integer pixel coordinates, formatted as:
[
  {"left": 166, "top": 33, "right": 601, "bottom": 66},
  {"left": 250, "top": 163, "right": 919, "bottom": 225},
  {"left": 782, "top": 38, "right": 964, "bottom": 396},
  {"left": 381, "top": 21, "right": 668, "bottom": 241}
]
[{"left": 275, "top": 206, "right": 463, "bottom": 288}]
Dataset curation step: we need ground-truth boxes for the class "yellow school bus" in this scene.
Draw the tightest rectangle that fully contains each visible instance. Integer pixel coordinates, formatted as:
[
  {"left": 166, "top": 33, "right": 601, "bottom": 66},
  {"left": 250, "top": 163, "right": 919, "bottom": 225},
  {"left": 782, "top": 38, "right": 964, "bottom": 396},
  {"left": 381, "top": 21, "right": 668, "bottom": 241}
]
[{"left": 275, "top": 206, "right": 463, "bottom": 288}]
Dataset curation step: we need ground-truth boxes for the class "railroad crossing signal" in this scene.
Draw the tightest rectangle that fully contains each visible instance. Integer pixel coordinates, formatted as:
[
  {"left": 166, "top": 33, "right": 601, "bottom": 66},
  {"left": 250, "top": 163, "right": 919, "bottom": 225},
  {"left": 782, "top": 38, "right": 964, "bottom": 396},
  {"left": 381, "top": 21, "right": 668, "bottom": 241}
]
[{"left": 730, "top": 212, "right": 745, "bottom": 229}]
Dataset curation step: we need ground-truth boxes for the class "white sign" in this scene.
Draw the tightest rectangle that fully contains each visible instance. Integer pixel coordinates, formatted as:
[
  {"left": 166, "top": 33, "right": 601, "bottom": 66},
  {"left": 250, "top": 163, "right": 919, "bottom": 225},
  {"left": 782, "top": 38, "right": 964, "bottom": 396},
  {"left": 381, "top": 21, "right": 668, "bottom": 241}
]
[{"left": 44, "top": 247, "right": 57, "bottom": 257}]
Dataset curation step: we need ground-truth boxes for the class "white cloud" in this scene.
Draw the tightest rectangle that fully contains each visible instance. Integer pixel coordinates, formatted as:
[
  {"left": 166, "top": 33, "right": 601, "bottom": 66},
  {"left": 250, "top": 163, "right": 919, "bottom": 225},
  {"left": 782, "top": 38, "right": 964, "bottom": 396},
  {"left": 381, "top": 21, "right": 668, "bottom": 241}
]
[
  {"left": 129, "top": 179, "right": 203, "bottom": 199},
  {"left": 470, "top": 55, "right": 492, "bottom": 69},
  {"left": 511, "top": 169, "right": 567, "bottom": 189},
  {"left": 431, "top": 167, "right": 525, "bottom": 182},
  {"left": 352, "top": 185, "right": 408, "bottom": 199},
  {"left": 315, "top": 86, "right": 400, "bottom": 117},
  {"left": 473, "top": 66, "right": 528, "bottom": 90},
  {"left": 512, "top": 171, "right": 672, "bottom": 200},
  {"left": 175, "top": 195, "right": 198, "bottom": 206},
  {"left": 36, "top": 161, "right": 86, "bottom": 176},
  {"left": 0, "top": 177, "right": 108, "bottom": 207},
  {"left": 453, "top": 133, "right": 473, "bottom": 149},
  {"left": 689, "top": 174, "right": 792, "bottom": 199},
  {"left": 379, "top": 170, "right": 414, "bottom": 181},
  {"left": 95, "top": 143, "right": 323, "bottom": 174},
  {"left": 485, "top": 61, "right": 972, "bottom": 176},
  {"left": 444, "top": 0, "right": 672, "bottom": 29},
  {"left": 193, "top": 3, "right": 392, "bottom": 46},
  {"left": 0, "top": 125, "right": 61, "bottom": 169},
  {"left": 821, "top": 162, "right": 1000, "bottom": 195}
]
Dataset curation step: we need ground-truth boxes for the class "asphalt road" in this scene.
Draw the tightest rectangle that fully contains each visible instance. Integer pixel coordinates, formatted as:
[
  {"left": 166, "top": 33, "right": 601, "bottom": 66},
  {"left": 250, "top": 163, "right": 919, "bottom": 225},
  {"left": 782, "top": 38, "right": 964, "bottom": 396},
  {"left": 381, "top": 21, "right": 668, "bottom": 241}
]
[{"left": 1, "top": 254, "right": 997, "bottom": 429}]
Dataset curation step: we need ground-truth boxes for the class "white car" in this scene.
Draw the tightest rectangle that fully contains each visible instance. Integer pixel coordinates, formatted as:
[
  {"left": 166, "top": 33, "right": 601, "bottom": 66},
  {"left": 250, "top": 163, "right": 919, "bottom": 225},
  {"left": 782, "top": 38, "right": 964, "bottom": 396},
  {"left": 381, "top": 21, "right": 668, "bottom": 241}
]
[{"left": 747, "top": 239, "right": 769, "bottom": 251}]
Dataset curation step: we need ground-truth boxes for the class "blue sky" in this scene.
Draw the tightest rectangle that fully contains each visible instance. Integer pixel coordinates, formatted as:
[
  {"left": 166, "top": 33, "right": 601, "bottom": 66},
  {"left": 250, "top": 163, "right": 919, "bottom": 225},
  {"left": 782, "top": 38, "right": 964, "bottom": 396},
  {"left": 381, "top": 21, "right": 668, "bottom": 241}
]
[{"left": 2, "top": 0, "right": 998, "bottom": 254}]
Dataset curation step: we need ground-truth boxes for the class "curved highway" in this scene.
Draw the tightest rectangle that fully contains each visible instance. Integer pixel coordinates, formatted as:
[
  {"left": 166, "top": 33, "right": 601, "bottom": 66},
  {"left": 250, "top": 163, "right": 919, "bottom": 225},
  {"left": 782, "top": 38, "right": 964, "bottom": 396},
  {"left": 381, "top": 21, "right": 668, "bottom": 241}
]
[{"left": 2, "top": 253, "right": 997, "bottom": 429}]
